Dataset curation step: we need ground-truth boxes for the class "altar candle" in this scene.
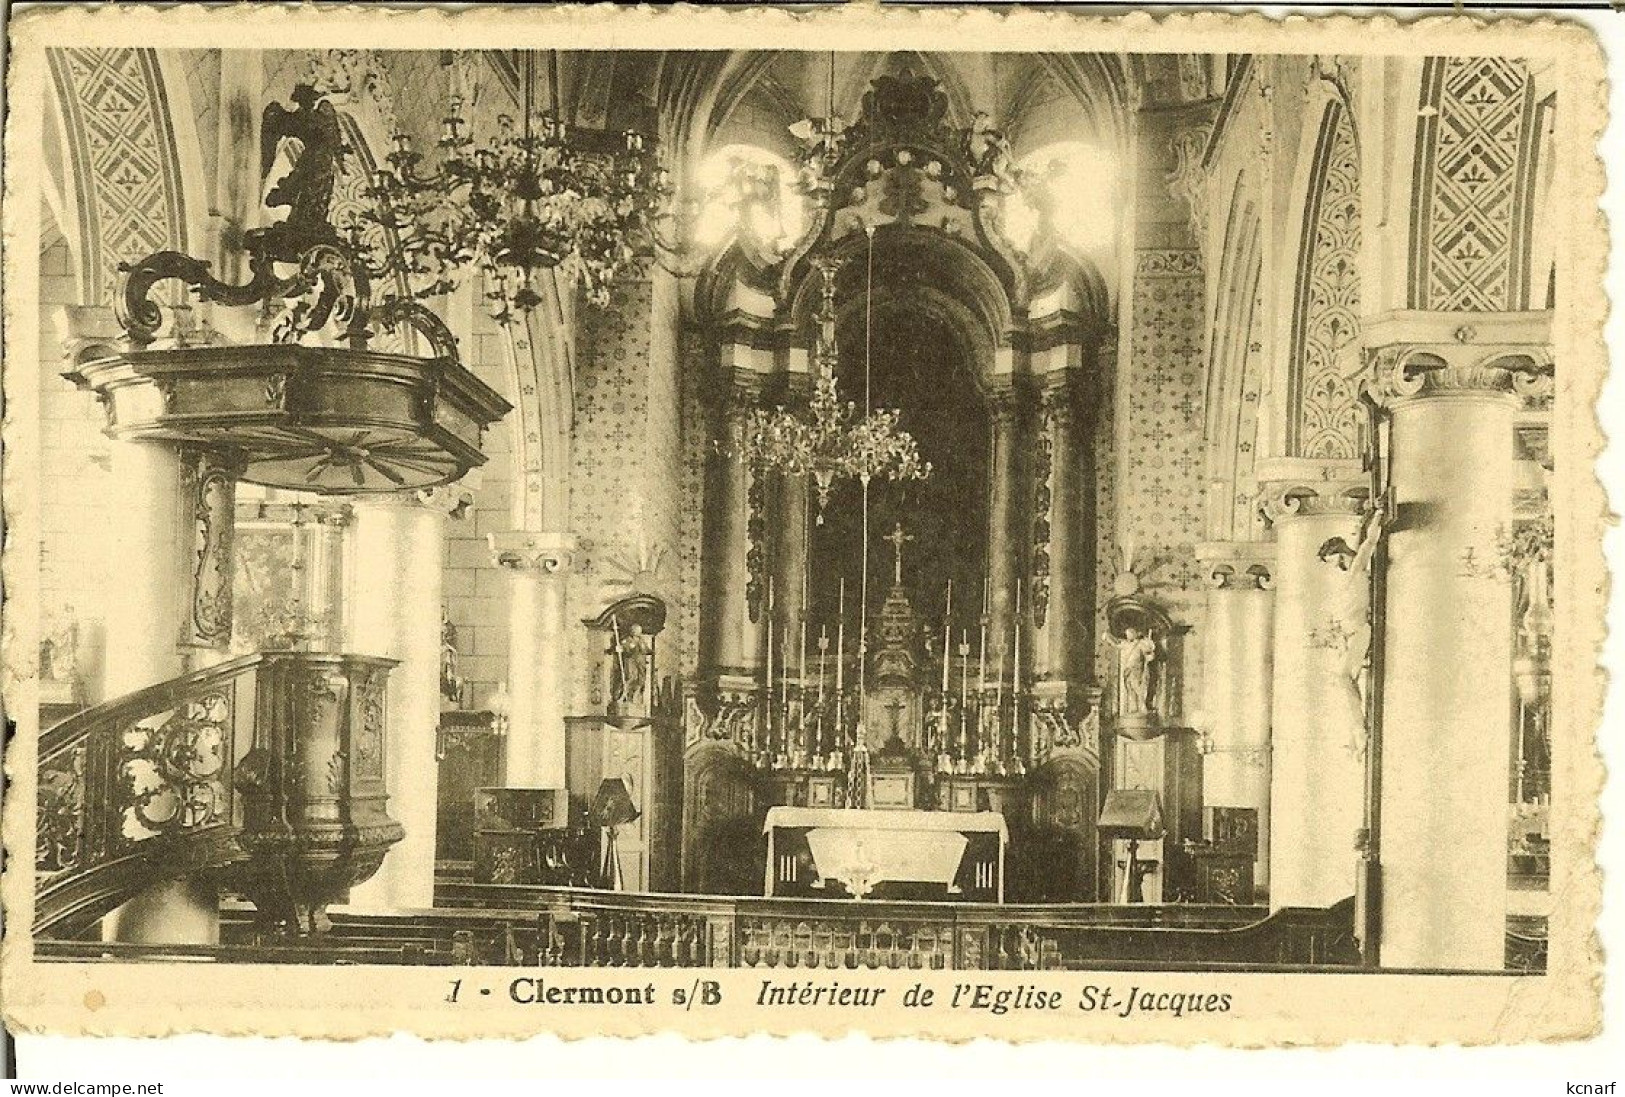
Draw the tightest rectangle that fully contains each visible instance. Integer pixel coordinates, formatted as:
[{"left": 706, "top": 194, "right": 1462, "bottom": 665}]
[
  {"left": 994, "top": 641, "right": 1005, "bottom": 714},
  {"left": 816, "top": 625, "right": 830, "bottom": 758},
  {"left": 941, "top": 578, "right": 953, "bottom": 694},
  {"left": 817, "top": 626, "right": 829, "bottom": 708},
  {"left": 797, "top": 615, "right": 809, "bottom": 756},
  {"left": 1012, "top": 579, "right": 1022, "bottom": 685}
]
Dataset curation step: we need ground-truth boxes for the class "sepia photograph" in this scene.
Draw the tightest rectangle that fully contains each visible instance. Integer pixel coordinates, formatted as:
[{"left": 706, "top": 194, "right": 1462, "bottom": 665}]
[{"left": 0, "top": 2, "right": 1610, "bottom": 1049}]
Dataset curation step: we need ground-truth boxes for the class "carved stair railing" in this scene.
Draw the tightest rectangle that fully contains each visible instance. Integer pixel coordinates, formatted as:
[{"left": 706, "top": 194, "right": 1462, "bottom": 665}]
[{"left": 35, "top": 651, "right": 399, "bottom": 938}]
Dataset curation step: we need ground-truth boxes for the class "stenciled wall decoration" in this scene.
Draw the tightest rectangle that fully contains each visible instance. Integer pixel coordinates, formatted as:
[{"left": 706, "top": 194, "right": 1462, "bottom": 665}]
[
  {"left": 1289, "top": 99, "right": 1362, "bottom": 461},
  {"left": 48, "top": 48, "right": 190, "bottom": 305},
  {"left": 1121, "top": 249, "right": 1207, "bottom": 594},
  {"left": 1410, "top": 55, "right": 1539, "bottom": 313}
]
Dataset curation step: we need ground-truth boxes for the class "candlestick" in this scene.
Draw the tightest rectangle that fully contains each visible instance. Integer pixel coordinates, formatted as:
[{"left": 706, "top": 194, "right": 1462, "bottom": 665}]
[
  {"left": 765, "top": 577, "right": 775, "bottom": 758},
  {"left": 941, "top": 578, "right": 953, "bottom": 694},
  {"left": 1012, "top": 579, "right": 1022, "bottom": 766},
  {"left": 835, "top": 578, "right": 846, "bottom": 755},
  {"left": 977, "top": 578, "right": 989, "bottom": 693},
  {"left": 958, "top": 629, "right": 970, "bottom": 761},
  {"left": 781, "top": 622, "right": 792, "bottom": 758}
]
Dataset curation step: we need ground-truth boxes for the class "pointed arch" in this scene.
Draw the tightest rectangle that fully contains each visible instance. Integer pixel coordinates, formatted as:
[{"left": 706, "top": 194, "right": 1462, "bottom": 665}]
[{"left": 1203, "top": 172, "right": 1264, "bottom": 541}]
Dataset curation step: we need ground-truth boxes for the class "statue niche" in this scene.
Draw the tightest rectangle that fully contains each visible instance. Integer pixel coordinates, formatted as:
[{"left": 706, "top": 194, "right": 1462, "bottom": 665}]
[
  {"left": 586, "top": 595, "right": 667, "bottom": 721},
  {"left": 1106, "top": 595, "right": 1178, "bottom": 741}
]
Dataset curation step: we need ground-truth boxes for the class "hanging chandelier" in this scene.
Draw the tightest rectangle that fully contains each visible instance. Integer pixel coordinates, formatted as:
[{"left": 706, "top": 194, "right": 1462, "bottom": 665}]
[
  {"left": 358, "top": 51, "right": 667, "bottom": 324},
  {"left": 732, "top": 249, "right": 929, "bottom": 520}
]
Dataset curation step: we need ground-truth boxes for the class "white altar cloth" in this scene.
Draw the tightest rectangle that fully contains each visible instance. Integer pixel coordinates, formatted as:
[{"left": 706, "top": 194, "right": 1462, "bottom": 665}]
[{"left": 763, "top": 808, "right": 1007, "bottom": 901}]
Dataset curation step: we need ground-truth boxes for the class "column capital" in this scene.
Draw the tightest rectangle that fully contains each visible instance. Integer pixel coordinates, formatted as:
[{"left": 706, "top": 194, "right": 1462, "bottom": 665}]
[
  {"left": 416, "top": 483, "right": 476, "bottom": 520},
  {"left": 1195, "top": 541, "right": 1276, "bottom": 590},
  {"left": 353, "top": 487, "right": 473, "bottom": 520},
  {"left": 720, "top": 371, "right": 767, "bottom": 427},
  {"left": 984, "top": 375, "right": 1035, "bottom": 420},
  {"left": 1257, "top": 480, "right": 1369, "bottom": 527},
  {"left": 1038, "top": 368, "right": 1092, "bottom": 424},
  {"left": 490, "top": 530, "right": 575, "bottom": 574},
  {"left": 1358, "top": 339, "right": 1547, "bottom": 412}
]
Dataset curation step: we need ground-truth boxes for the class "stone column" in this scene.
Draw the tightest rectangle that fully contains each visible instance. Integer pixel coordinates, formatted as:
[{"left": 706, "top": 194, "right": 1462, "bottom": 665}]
[
  {"left": 984, "top": 381, "right": 1028, "bottom": 659},
  {"left": 707, "top": 377, "right": 765, "bottom": 674},
  {"left": 1262, "top": 481, "right": 1367, "bottom": 910},
  {"left": 1370, "top": 341, "right": 1540, "bottom": 969},
  {"left": 1196, "top": 542, "right": 1275, "bottom": 892},
  {"left": 100, "top": 441, "right": 191, "bottom": 696},
  {"left": 489, "top": 530, "right": 575, "bottom": 788},
  {"left": 346, "top": 489, "right": 457, "bottom": 911},
  {"left": 101, "top": 444, "right": 242, "bottom": 943},
  {"left": 774, "top": 469, "right": 810, "bottom": 680}
]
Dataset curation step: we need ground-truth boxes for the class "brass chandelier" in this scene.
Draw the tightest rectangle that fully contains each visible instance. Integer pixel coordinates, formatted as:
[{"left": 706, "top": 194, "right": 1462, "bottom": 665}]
[
  {"left": 732, "top": 246, "right": 929, "bottom": 521},
  {"left": 732, "top": 54, "right": 929, "bottom": 517},
  {"left": 358, "top": 51, "right": 667, "bottom": 324}
]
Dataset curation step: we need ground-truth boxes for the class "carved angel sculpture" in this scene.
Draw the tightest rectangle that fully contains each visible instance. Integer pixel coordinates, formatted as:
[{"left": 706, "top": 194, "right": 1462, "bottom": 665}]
[{"left": 259, "top": 84, "right": 346, "bottom": 256}]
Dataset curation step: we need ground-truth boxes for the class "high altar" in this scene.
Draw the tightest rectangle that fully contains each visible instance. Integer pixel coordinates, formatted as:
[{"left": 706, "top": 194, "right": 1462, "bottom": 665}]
[
  {"left": 683, "top": 514, "right": 1109, "bottom": 902},
  {"left": 675, "top": 72, "right": 1131, "bottom": 904}
]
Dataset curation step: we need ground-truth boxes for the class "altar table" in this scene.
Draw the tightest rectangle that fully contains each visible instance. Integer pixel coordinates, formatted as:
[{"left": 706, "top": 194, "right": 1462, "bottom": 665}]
[{"left": 763, "top": 807, "right": 1007, "bottom": 902}]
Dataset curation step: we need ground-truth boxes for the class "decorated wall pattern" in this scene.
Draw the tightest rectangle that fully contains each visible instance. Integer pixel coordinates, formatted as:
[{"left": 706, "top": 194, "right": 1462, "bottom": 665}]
[
  {"left": 1290, "top": 100, "right": 1362, "bottom": 461},
  {"left": 48, "top": 48, "right": 189, "bottom": 305},
  {"left": 676, "top": 331, "right": 711, "bottom": 680},
  {"left": 568, "top": 277, "right": 655, "bottom": 709},
  {"left": 1411, "top": 56, "right": 1538, "bottom": 313},
  {"left": 1091, "top": 342, "right": 1118, "bottom": 683},
  {"left": 1122, "top": 249, "right": 1206, "bottom": 594}
]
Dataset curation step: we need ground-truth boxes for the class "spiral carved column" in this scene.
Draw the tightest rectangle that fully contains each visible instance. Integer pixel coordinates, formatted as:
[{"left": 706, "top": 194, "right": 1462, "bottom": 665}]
[{"left": 706, "top": 376, "right": 766, "bottom": 676}]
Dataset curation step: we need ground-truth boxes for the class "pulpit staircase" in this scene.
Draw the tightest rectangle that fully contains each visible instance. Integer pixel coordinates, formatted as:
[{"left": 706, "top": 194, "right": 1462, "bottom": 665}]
[{"left": 34, "top": 651, "right": 399, "bottom": 938}]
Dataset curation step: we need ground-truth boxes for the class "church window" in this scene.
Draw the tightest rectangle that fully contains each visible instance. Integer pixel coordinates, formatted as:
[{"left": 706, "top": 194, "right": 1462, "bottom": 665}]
[
  {"left": 1003, "top": 140, "right": 1119, "bottom": 255},
  {"left": 691, "top": 144, "right": 806, "bottom": 255}
]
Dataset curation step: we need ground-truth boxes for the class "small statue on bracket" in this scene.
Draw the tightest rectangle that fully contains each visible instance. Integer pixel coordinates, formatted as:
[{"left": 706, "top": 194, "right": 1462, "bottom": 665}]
[
  {"left": 610, "top": 619, "right": 652, "bottom": 715},
  {"left": 1116, "top": 624, "right": 1159, "bottom": 720},
  {"left": 1105, "top": 588, "right": 1174, "bottom": 739}
]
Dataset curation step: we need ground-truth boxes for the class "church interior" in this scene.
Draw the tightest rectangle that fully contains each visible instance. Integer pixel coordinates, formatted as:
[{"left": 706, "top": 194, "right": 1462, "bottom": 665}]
[{"left": 29, "top": 46, "right": 1556, "bottom": 973}]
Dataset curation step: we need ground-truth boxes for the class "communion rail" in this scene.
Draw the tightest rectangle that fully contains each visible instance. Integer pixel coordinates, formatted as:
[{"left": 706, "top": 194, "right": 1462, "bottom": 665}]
[
  {"left": 34, "top": 651, "right": 397, "bottom": 937},
  {"left": 429, "top": 887, "right": 1357, "bottom": 970},
  {"left": 39, "top": 889, "right": 1351, "bottom": 970}
]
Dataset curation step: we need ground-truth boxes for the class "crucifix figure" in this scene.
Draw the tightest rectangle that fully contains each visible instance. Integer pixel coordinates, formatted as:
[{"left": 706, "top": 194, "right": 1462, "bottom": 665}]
[
  {"left": 884, "top": 695, "right": 908, "bottom": 744},
  {"left": 884, "top": 522, "right": 915, "bottom": 585}
]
